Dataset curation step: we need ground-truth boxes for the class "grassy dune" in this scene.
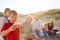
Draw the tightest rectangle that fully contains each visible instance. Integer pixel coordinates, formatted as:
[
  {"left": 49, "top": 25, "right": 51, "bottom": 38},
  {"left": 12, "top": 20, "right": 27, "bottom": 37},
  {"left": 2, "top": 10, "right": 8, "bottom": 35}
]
[{"left": 0, "top": 12, "right": 3, "bottom": 17}]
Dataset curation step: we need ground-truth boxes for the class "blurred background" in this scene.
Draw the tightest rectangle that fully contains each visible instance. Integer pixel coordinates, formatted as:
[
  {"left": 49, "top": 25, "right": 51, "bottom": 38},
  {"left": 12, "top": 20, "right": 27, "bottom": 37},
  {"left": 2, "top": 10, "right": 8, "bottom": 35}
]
[
  {"left": 0, "top": 9, "right": 60, "bottom": 40},
  {"left": 0, "top": 0, "right": 60, "bottom": 40}
]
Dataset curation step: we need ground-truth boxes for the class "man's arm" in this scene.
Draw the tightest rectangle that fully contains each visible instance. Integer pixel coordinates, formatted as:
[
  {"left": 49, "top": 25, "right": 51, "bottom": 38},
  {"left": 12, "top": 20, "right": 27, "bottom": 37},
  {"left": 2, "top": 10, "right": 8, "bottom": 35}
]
[
  {"left": 14, "top": 24, "right": 23, "bottom": 33},
  {"left": 2, "top": 24, "right": 22, "bottom": 36},
  {"left": 1, "top": 26, "right": 13, "bottom": 36},
  {"left": 1, "top": 23, "right": 16, "bottom": 36},
  {"left": 2, "top": 24, "right": 23, "bottom": 36}
]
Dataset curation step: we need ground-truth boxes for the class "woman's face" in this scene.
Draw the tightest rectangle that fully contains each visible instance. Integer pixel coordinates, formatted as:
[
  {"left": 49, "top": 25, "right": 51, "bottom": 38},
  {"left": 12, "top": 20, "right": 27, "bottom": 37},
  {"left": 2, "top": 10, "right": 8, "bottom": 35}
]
[{"left": 49, "top": 22, "right": 53, "bottom": 27}]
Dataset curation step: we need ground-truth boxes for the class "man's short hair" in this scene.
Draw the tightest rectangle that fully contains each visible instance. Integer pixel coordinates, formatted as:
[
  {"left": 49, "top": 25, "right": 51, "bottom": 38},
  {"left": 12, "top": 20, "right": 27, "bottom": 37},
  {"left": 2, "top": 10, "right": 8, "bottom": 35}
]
[{"left": 10, "top": 10, "right": 17, "bottom": 15}]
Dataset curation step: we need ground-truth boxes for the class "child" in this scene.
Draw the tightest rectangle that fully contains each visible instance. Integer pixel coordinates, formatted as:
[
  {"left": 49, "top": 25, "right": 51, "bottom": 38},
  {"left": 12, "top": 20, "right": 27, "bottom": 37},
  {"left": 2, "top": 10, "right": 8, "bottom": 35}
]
[
  {"left": 1, "top": 8, "right": 10, "bottom": 26},
  {"left": 1, "top": 8, "right": 10, "bottom": 40},
  {"left": 42, "top": 23, "right": 49, "bottom": 37},
  {"left": 1, "top": 10, "right": 21, "bottom": 40}
]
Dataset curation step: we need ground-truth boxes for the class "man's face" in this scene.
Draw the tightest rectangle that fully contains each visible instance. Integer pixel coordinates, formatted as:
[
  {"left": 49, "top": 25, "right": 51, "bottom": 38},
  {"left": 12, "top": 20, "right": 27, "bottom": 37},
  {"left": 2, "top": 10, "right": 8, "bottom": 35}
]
[
  {"left": 26, "top": 17, "right": 32, "bottom": 24},
  {"left": 10, "top": 14, "right": 17, "bottom": 23},
  {"left": 5, "top": 10, "right": 10, "bottom": 17}
]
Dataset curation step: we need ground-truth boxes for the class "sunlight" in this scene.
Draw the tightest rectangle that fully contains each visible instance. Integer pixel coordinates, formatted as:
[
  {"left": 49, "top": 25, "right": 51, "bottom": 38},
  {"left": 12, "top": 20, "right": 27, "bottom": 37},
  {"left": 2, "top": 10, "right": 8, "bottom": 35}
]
[{"left": 0, "top": 0, "right": 60, "bottom": 14}]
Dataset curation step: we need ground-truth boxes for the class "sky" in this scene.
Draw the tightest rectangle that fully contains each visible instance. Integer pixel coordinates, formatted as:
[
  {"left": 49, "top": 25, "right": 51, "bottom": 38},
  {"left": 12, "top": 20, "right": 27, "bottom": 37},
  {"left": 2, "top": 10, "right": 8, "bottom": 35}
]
[{"left": 0, "top": 0, "right": 60, "bottom": 14}]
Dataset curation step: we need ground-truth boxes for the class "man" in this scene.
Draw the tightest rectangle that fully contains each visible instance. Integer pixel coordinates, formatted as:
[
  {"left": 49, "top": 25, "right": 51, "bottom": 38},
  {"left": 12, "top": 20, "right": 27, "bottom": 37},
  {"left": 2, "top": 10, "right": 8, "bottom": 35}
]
[
  {"left": 32, "top": 18, "right": 41, "bottom": 38},
  {"left": 1, "top": 10, "right": 21, "bottom": 40},
  {"left": 22, "top": 16, "right": 32, "bottom": 40}
]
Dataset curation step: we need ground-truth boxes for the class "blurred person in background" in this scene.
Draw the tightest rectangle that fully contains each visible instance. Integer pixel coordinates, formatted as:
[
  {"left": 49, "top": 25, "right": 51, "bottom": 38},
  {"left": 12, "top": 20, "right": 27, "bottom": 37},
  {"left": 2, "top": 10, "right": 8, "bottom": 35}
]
[
  {"left": 32, "top": 17, "right": 41, "bottom": 40},
  {"left": 42, "top": 23, "right": 49, "bottom": 37},
  {"left": 22, "top": 16, "right": 32, "bottom": 40},
  {"left": 48, "top": 19, "right": 54, "bottom": 36},
  {"left": 48, "top": 19, "right": 58, "bottom": 36}
]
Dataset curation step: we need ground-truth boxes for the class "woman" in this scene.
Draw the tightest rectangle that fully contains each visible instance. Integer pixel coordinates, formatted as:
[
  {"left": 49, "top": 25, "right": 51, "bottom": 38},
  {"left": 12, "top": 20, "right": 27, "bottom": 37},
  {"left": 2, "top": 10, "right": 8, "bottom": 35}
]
[{"left": 48, "top": 19, "right": 55, "bottom": 36}]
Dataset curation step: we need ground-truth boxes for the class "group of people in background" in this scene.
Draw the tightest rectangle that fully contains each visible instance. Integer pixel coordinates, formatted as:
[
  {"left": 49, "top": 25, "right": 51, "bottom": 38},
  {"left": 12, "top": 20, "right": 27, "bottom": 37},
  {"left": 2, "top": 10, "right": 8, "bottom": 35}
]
[
  {"left": 25, "top": 15, "right": 58, "bottom": 40},
  {"left": 32, "top": 19, "right": 56, "bottom": 40},
  {"left": 0, "top": 8, "right": 58, "bottom": 40}
]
